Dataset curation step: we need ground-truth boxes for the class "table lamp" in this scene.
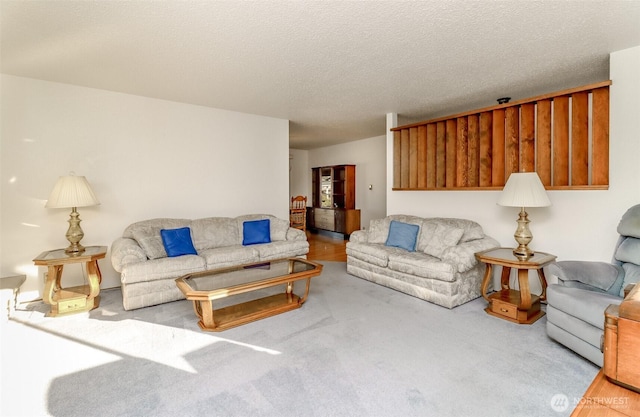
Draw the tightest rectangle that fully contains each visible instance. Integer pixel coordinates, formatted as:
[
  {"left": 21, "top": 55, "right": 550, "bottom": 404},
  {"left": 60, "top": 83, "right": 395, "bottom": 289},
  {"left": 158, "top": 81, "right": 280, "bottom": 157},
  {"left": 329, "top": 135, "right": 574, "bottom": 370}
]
[
  {"left": 45, "top": 174, "right": 100, "bottom": 254},
  {"left": 497, "top": 172, "right": 551, "bottom": 259}
]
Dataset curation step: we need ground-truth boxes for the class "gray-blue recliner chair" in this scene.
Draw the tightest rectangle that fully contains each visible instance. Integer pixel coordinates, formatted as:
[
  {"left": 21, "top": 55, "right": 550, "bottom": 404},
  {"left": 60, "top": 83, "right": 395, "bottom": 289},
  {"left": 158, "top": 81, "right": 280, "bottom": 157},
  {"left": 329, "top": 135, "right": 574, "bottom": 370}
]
[{"left": 546, "top": 204, "right": 640, "bottom": 366}]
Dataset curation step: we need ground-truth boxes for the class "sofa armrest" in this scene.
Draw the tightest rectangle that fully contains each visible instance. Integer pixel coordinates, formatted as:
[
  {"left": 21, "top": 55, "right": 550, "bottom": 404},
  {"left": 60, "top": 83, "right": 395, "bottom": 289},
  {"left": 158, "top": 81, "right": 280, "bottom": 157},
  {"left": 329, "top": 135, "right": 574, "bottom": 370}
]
[
  {"left": 111, "top": 237, "right": 147, "bottom": 273},
  {"left": 442, "top": 236, "right": 500, "bottom": 273},
  {"left": 349, "top": 230, "right": 368, "bottom": 244},
  {"left": 286, "top": 228, "right": 306, "bottom": 241},
  {"left": 548, "top": 261, "right": 624, "bottom": 294}
]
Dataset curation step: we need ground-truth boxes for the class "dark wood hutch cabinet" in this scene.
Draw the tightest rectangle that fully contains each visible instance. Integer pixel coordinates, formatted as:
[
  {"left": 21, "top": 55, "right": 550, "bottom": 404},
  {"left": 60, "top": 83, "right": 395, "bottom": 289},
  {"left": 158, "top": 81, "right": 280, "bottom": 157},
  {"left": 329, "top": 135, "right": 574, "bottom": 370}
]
[{"left": 308, "top": 164, "right": 361, "bottom": 236}]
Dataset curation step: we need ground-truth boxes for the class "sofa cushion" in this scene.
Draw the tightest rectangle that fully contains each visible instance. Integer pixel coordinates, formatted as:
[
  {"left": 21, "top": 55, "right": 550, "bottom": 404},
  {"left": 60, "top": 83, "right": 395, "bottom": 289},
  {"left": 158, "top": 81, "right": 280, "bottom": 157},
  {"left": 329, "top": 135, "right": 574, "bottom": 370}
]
[
  {"left": 387, "top": 252, "right": 456, "bottom": 282},
  {"left": 120, "top": 254, "right": 206, "bottom": 284},
  {"left": 131, "top": 227, "right": 167, "bottom": 260},
  {"left": 160, "top": 227, "right": 198, "bottom": 257},
  {"left": 269, "top": 217, "right": 290, "bottom": 242},
  {"left": 126, "top": 218, "right": 191, "bottom": 259},
  {"left": 427, "top": 218, "right": 484, "bottom": 242},
  {"left": 368, "top": 218, "right": 391, "bottom": 244},
  {"left": 242, "top": 219, "right": 272, "bottom": 245},
  {"left": 190, "top": 217, "right": 240, "bottom": 250},
  {"left": 421, "top": 223, "right": 464, "bottom": 258},
  {"left": 385, "top": 220, "right": 420, "bottom": 252},
  {"left": 200, "top": 246, "right": 260, "bottom": 269},
  {"left": 345, "top": 242, "right": 391, "bottom": 267},
  {"left": 124, "top": 218, "right": 191, "bottom": 239},
  {"left": 253, "top": 240, "right": 309, "bottom": 260}
]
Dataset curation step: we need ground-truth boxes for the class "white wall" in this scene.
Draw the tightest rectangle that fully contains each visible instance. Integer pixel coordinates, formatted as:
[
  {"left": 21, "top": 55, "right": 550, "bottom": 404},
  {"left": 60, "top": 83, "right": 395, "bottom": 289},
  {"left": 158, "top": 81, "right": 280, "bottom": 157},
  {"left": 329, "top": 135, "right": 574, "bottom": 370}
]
[
  {"left": 1, "top": 75, "right": 290, "bottom": 301},
  {"left": 386, "top": 45, "right": 640, "bottom": 291},
  {"left": 289, "top": 148, "right": 309, "bottom": 199},
  {"left": 307, "top": 135, "right": 387, "bottom": 230}
]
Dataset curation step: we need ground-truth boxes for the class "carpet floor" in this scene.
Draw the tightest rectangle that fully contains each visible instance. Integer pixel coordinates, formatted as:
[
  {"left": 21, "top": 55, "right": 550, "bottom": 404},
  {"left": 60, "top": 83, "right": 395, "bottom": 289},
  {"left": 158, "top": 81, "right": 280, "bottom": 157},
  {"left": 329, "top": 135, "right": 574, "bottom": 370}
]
[{"left": 1, "top": 261, "right": 598, "bottom": 417}]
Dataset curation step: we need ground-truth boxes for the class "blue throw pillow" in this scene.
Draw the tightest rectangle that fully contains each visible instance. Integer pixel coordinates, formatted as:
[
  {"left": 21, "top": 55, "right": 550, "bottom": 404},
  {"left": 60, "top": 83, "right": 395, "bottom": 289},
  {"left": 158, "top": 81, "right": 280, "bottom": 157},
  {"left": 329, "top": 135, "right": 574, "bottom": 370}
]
[
  {"left": 160, "top": 227, "right": 197, "bottom": 257},
  {"left": 385, "top": 220, "right": 420, "bottom": 252},
  {"left": 243, "top": 219, "right": 271, "bottom": 245}
]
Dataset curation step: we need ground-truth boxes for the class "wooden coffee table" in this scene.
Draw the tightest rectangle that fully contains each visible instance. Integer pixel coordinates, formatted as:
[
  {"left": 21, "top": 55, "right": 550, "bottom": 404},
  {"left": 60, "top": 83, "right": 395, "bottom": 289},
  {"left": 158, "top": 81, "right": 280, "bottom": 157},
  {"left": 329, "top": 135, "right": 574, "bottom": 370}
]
[{"left": 175, "top": 258, "right": 323, "bottom": 332}]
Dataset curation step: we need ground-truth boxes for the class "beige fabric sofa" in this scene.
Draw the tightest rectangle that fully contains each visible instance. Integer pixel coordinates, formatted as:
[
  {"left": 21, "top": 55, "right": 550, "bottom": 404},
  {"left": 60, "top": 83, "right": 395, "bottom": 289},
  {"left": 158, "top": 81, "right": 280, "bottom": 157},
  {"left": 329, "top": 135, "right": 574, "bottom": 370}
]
[
  {"left": 111, "top": 214, "right": 309, "bottom": 310},
  {"left": 346, "top": 215, "right": 499, "bottom": 309}
]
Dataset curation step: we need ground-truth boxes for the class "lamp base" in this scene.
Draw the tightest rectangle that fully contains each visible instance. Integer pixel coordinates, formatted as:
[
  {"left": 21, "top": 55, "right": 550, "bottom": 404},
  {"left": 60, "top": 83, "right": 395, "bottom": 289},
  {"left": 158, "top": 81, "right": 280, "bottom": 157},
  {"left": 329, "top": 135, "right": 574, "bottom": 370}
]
[
  {"left": 512, "top": 207, "right": 534, "bottom": 260},
  {"left": 513, "top": 246, "right": 534, "bottom": 260},
  {"left": 65, "top": 243, "right": 86, "bottom": 254},
  {"left": 64, "top": 207, "right": 86, "bottom": 254}
]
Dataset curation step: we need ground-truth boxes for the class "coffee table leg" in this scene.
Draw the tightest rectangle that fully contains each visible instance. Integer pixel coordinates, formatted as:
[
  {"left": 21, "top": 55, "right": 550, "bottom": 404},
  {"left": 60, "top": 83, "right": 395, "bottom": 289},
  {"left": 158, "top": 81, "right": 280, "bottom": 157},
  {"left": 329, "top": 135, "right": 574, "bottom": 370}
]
[
  {"left": 299, "top": 278, "right": 312, "bottom": 303},
  {"left": 286, "top": 281, "right": 294, "bottom": 302},
  {"left": 194, "top": 300, "right": 217, "bottom": 330}
]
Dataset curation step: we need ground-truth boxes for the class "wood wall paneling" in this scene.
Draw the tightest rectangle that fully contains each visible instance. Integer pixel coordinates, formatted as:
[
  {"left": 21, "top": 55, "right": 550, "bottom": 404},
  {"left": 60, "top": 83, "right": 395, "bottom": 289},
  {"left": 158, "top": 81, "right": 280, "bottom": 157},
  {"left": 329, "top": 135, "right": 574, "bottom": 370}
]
[
  {"left": 505, "top": 107, "right": 520, "bottom": 179},
  {"left": 400, "top": 128, "right": 410, "bottom": 188},
  {"left": 390, "top": 81, "right": 610, "bottom": 191},
  {"left": 520, "top": 103, "right": 535, "bottom": 173},
  {"left": 571, "top": 92, "right": 590, "bottom": 185},
  {"left": 393, "top": 131, "right": 401, "bottom": 189},
  {"left": 479, "top": 112, "right": 493, "bottom": 187},
  {"left": 436, "top": 121, "right": 446, "bottom": 188},
  {"left": 456, "top": 117, "right": 469, "bottom": 187},
  {"left": 409, "top": 127, "right": 419, "bottom": 189},
  {"left": 536, "top": 99, "right": 552, "bottom": 186},
  {"left": 468, "top": 114, "right": 480, "bottom": 187},
  {"left": 445, "top": 119, "right": 457, "bottom": 188},
  {"left": 592, "top": 87, "right": 610, "bottom": 186},
  {"left": 553, "top": 96, "right": 570, "bottom": 186},
  {"left": 417, "top": 125, "right": 428, "bottom": 188},
  {"left": 492, "top": 109, "right": 506, "bottom": 186},
  {"left": 426, "top": 123, "right": 437, "bottom": 189}
]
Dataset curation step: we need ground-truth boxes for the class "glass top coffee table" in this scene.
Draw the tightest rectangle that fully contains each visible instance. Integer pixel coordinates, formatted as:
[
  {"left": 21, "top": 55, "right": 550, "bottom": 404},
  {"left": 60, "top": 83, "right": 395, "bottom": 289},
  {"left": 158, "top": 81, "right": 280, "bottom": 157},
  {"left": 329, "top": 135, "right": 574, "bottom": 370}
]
[{"left": 175, "top": 258, "right": 323, "bottom": 332}]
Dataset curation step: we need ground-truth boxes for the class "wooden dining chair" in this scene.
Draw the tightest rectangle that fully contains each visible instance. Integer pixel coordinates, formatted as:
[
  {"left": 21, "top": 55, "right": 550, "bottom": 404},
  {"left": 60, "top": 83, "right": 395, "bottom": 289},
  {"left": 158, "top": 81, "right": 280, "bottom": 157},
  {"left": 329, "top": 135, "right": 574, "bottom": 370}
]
[{"left": 290, "top": 196, "right": 307, "bottom": 231}]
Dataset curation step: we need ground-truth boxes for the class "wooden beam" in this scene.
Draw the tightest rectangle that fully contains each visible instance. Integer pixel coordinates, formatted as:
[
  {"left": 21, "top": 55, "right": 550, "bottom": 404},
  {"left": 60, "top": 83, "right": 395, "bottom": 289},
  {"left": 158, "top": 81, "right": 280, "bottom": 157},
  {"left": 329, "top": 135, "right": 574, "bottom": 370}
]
[
  {"left": 553, "top": 96, "right": 570, "bottom": 186},
  {"left": 571, "top": 92, "right": 589, "bottom": 185},
  {"left": 536, "top": 99, "right": 552, "bottom": 186}
]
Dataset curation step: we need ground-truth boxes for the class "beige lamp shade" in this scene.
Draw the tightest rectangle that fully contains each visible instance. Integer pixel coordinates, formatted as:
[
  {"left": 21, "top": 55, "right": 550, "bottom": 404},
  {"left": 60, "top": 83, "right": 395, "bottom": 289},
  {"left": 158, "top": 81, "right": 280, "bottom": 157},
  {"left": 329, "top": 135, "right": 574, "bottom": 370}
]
[
  {"left": 497, "top": 172, "right": 551, "bottom": 208},
  {"left": 45, "top": 174, "right": 100, "bottom": 253},
  {"left": 45, "top": 175, "right": 100, "bottom": 208}
]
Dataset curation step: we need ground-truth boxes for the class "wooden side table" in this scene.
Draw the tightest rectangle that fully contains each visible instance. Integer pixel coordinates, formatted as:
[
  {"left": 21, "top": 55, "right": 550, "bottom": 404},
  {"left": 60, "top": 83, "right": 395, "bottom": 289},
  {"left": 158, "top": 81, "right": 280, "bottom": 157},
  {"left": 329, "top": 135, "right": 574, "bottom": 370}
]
[
  {"left": 475, "top": 247, "right": 556, "bottom": 324},
  {"left": 33, "top": 246, "right": 107, "bottom": 317}
]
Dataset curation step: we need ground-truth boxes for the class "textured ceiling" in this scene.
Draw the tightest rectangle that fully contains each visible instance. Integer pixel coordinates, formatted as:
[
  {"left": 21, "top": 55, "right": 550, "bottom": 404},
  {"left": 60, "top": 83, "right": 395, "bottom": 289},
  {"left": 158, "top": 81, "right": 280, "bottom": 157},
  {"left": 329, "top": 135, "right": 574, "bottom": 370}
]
[{"left": 2, "top": 1, "right": 640, "bottom": 150}]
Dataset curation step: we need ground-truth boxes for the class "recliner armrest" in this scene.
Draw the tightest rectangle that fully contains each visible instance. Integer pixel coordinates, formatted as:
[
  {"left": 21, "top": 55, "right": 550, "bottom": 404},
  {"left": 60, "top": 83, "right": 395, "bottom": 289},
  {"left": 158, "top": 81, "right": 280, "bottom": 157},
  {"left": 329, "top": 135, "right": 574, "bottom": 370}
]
[{"left": 548, "top": 261, "right": 624, "bottom": 294}]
